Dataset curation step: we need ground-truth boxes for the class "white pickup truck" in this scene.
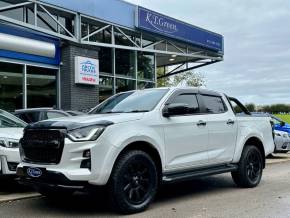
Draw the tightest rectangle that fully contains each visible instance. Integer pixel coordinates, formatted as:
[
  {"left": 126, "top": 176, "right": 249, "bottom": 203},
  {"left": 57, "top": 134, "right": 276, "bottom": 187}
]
[{"left": 17, "top": 88, "right": 274, "bottom": 214}]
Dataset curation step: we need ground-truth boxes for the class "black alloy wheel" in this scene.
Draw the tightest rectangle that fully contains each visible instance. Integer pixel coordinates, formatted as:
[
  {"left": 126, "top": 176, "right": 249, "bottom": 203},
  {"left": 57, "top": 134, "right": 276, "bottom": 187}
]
[
  {"left": 123, "top": 161, "right": 152, "bottom": 205},
  {"left": 108, "top": 150, "right": 158, "bottom": 214},
  {"left": 232, "top": 145, "right": 263, "bottom": 188},
  {"left": 246, "top": 150, "right": 262, "bottom": 184}
]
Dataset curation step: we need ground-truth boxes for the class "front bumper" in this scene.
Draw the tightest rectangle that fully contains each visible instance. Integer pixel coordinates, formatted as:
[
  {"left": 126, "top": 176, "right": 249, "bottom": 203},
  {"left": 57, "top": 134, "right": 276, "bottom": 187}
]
[
  {"left": 275, "top": 142, "right": 290, "bottom": 152},
  {"left": 0, "top": 156, "right": 19, "bottom": 175},
  {"left": 0, "top": 148, "right": 21, "bottom": 175},
  {"left": 17, "top": 167, "right": 88, "bottom": 190},
  {"left": 18, "top": 137, "right": 120, "bottom": 185}
]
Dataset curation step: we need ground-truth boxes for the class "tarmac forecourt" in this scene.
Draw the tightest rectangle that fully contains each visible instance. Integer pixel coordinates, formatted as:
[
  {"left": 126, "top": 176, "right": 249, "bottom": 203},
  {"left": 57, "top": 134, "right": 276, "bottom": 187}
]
[{"left": 0, "top": 153, "right": 289, "bottom": 204}]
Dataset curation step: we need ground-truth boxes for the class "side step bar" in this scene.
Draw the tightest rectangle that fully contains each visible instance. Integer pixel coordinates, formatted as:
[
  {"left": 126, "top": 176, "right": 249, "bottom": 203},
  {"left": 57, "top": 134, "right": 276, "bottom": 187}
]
[{"left": 163, "top": 164, "right": 238, "bottom": 183}]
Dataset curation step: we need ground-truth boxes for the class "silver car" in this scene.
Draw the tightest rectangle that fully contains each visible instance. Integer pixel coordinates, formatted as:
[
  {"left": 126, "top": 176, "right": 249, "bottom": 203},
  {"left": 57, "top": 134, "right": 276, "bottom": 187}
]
[{"left": 274, "top": 130, "right": 290, "bottom": 153}]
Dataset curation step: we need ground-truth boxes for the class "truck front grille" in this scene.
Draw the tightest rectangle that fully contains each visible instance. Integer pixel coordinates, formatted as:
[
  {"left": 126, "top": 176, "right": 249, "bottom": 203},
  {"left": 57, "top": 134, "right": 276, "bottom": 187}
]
[{"left": 20, "top": 129, "right": 66, "bottom": 164}]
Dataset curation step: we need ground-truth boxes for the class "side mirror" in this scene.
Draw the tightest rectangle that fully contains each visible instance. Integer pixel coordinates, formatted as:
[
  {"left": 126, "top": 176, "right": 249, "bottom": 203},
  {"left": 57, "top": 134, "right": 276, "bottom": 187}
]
[
  {"left": 281, "top": 121, "right": 286, "bottom": 127},
  {"left": 163, "top": 103, "right": 189, "bottom": 117}
]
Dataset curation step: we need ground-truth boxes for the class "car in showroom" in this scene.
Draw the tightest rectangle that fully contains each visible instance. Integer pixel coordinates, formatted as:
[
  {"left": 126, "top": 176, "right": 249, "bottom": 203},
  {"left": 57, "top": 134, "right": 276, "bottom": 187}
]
[
  {"left": 17, "top": 88, "right": 274, "bottom": 214},
  {"left": 0, "top": 109, "right": 26, "bottom": 175},
  {"left": 273, "top": 130, "right": 290, "bottom": 153},
  {"left": 14, "top": 108, "right": 71, "bottom": 124}
]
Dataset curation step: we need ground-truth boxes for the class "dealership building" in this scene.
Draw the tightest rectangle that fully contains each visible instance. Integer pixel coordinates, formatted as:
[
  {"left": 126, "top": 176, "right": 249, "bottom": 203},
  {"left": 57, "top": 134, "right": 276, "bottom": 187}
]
[{"left": 0, "top": 0, "right": 224, "bottom": 112}]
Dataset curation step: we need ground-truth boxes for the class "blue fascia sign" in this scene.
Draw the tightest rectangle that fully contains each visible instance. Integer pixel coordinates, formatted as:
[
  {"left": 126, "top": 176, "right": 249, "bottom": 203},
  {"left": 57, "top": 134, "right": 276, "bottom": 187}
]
[{"left": 136, "top": 7, "right": 224, "bottom": 53}]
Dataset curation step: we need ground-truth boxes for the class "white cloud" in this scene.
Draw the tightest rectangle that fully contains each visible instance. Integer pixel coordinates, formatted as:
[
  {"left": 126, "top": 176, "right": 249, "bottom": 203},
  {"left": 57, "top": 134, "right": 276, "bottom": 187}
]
[{"left": 125, "top": 0, "right": 290, "bottom": 105}]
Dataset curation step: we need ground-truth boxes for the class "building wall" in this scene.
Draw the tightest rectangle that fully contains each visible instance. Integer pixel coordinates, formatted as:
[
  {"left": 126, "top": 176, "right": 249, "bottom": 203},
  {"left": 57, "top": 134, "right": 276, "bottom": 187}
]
[
  {"left": 60, "top": 43, "right": 99, "bottom": 111},
  {"left": 40, "top": 0, "right": 136, "bottom": 29}
]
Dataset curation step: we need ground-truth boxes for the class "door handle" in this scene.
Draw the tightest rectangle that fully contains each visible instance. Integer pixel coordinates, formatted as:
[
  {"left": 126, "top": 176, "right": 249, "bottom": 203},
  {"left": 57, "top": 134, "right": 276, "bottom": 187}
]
[
  {"left": 197, "top": 120, "right": 207, "bottom": 126},
  {"left": 227, "top": 119, "right": 235, "bottom": 125}
]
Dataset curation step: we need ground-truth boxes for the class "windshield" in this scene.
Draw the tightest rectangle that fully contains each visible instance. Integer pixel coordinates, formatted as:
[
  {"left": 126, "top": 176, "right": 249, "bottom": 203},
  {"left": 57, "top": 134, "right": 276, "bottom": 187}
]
[
  {"left": 271, "top": 115, "right": 283, "bottom": 125},
  {"left": 90, "top": 89, "right": 169, "bottom": 114},
  {"left": 0, "top": 110, "right": 27, "bottom": 128}
]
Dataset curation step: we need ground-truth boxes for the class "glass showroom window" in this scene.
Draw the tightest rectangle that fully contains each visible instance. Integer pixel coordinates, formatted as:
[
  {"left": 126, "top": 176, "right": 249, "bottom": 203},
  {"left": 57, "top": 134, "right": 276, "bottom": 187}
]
[
  {"left": 115, "top": 49, "right": 135, "bottom": 78},
  {"left": 99, "top": 76, "right": 113, "bottom": 102},
  {"left": 0, "top": 62, "right": 23, "bottom": 112},
  {"left": 116, "top": 78, "right": 135, "bottom": 93},
  {"left": 27, "top": 66, "right": 57, "bottom": 108},
  {"left": 138, "top": 52, "right": 155, "bottom": 81},
  {"left": 99, "top": 48, "right": 112, "bottom": 75}
]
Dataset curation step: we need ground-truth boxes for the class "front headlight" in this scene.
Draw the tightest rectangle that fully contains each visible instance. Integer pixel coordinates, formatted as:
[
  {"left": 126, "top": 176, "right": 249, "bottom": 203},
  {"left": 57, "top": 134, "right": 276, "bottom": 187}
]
[
  {"left": 67, "top": 126, "right": 105, "bottom": 142},
  {"left": 0, "top": 138, "right": 19, "bottom": 148}
]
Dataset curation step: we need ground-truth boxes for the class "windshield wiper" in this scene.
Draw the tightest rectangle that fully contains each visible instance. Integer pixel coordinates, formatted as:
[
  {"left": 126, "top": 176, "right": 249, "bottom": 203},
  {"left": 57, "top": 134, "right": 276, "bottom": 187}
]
[
  {"left": 126, "top": 110, "right": 150, "bottom": 113},
  {"left": 98, "top": 111, "right": 125, "bottom": 114}
]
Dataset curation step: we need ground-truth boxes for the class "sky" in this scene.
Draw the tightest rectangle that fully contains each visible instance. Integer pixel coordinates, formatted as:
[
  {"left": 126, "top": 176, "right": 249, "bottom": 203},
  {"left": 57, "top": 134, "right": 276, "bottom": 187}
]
[{"left": 126, "top": 0, "right": 290, "bottom": 105}]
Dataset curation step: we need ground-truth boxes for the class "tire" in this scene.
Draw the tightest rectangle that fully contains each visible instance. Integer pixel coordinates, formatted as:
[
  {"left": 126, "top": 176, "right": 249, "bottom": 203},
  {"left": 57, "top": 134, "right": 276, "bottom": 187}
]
[
  {"left": 108, "top": 150, "right": 158, "bottom": 214},
  {"left": 232, "top": 145, "right": 263, "bottom": 188}
]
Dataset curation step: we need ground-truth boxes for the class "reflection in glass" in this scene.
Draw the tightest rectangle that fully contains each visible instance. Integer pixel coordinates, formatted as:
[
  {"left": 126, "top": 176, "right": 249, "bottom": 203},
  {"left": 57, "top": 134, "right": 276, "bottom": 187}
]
[
  {"left": 0, "top": 62, "right": 23, "bottom": 112},
  {"left": 99, "top": 76, "right": 113, "bottom": 102},
  {"left": 115, "top": 49, "right": 135, "bottom": 78},
  {"left": 27, "top": 66, "right": 57, "bottom": 108},
  {"left": 138, "top": 52, "right": 155, "bottom": 81},
  {"left": 99, "top": 48, "right": 112, "bottom": 74},
  {"left": 116, "top": 78, "right": 135, "bottom": 93}
]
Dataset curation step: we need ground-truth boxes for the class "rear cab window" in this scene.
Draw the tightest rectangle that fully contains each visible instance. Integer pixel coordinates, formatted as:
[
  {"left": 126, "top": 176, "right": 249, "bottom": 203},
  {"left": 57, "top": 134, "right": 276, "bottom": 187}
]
[{"left": 201, "top": 95, "right": 227, "bottom": 114}]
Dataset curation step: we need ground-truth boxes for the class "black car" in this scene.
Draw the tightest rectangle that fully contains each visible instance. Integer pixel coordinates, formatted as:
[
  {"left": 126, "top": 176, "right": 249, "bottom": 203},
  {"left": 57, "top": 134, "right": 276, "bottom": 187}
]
[{"left": 14, "top": 108, "right": 71, "bottom": 124}]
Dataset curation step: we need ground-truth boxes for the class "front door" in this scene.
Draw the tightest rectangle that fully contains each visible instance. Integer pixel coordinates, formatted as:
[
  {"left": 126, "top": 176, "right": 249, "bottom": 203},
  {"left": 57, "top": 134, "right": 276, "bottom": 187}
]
[{"left": 162, "top": 91, "right": 209, "bottom": 171}]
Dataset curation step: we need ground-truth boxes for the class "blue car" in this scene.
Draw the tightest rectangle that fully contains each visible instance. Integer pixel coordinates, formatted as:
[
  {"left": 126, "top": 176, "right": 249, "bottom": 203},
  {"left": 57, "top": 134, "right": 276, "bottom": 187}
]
[{"left": 271, "top": 115, "right": 290, "bottom": 134}]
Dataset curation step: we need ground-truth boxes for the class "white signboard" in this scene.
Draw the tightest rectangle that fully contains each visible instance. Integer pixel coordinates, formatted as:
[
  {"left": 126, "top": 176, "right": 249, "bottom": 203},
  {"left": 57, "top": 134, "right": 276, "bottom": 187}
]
[{"left": 75, "top": 56, "right": 99, "bottom": 85}]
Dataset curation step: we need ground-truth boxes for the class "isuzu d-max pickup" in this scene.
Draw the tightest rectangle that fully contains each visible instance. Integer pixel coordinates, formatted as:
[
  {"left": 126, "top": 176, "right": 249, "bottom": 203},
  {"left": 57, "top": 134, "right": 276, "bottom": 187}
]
[{"left": 17, "top": 88, "right": 274, "bottom": 214}]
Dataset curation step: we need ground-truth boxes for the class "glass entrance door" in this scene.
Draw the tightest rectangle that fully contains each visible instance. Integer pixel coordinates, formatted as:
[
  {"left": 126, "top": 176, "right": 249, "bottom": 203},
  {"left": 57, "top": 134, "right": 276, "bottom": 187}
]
[
  {"left": 0, "top": 62, "right": 23, "bottom": 111},
  {"left": 27, "top": 66, "right": 57, "bottom": 108}
]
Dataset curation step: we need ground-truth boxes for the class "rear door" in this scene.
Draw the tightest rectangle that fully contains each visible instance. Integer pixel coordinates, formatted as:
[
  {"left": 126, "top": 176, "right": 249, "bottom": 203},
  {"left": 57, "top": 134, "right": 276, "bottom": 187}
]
[{"left": 199, "top": 94, "right": 238, "bottom": 164}]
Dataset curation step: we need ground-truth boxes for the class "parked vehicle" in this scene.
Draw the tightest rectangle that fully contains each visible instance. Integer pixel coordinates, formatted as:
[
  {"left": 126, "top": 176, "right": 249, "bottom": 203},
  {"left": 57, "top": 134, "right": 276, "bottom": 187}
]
[
  {"left": 0, "top": 109, "right": 26, "bottom": 175},
  {"left": 17, "top": 88, "right": 274, "bottom": 214},
  {"left": 271, "top": 115, "right": 290, "bottom": 134},
  {"left": 65, "top": 110, "right": 85, "bottom": 116},
  {"left": 274, "top": 130, "right": 290, "bottom": 153},
  {"left": 14, "top": 108, "right": 71, "bottom": 124}
]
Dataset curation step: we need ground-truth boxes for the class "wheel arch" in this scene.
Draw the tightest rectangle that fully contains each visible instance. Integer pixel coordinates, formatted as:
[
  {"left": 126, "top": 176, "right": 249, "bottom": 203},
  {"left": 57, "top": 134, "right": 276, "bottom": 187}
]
[{"left": 112, "top": 141, "right": 163, "bottom": 182}]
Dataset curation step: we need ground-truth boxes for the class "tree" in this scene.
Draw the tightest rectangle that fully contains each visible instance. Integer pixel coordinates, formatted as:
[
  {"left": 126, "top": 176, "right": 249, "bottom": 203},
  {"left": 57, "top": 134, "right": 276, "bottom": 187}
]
[
  {"left": 157, "top": 67, "right": 170, "bottom": 87},
  {"left": 157, "top": 70, "right": 206, "bottom": 88},
  {"left": 245, "top": 103, "right": 256, "bottom": 112},
  {"left": 170, "top": 71, "right": 206, "bottom": 87}
]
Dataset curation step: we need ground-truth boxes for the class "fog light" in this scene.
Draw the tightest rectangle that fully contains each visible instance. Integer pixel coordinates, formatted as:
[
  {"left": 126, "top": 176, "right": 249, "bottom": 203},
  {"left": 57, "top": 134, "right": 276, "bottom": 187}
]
[
  {"left": 7, "top": 162, "right": 18, "bottom": 171},
  {"left": 81, "top": 159, "right": 91, "bottom": 170},
  {"left": 83, "top": 150, "right": 91, "bottom": 158}
]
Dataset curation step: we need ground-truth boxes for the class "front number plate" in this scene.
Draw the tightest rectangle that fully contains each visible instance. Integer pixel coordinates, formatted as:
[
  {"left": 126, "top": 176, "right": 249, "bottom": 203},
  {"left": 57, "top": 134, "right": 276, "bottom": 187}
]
[{"left": 26, "top": 167, "right": 43, "bottom": 178}]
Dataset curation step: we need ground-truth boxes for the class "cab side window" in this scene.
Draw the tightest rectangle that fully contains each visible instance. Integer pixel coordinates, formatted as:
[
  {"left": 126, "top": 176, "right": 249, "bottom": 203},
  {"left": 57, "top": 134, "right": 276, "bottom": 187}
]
[
  {"left": 202, "top": 95, "right": 226, "bottom": 114},
  {"left": 171, "top": 94, "right": 200, "bottom": 114}
]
